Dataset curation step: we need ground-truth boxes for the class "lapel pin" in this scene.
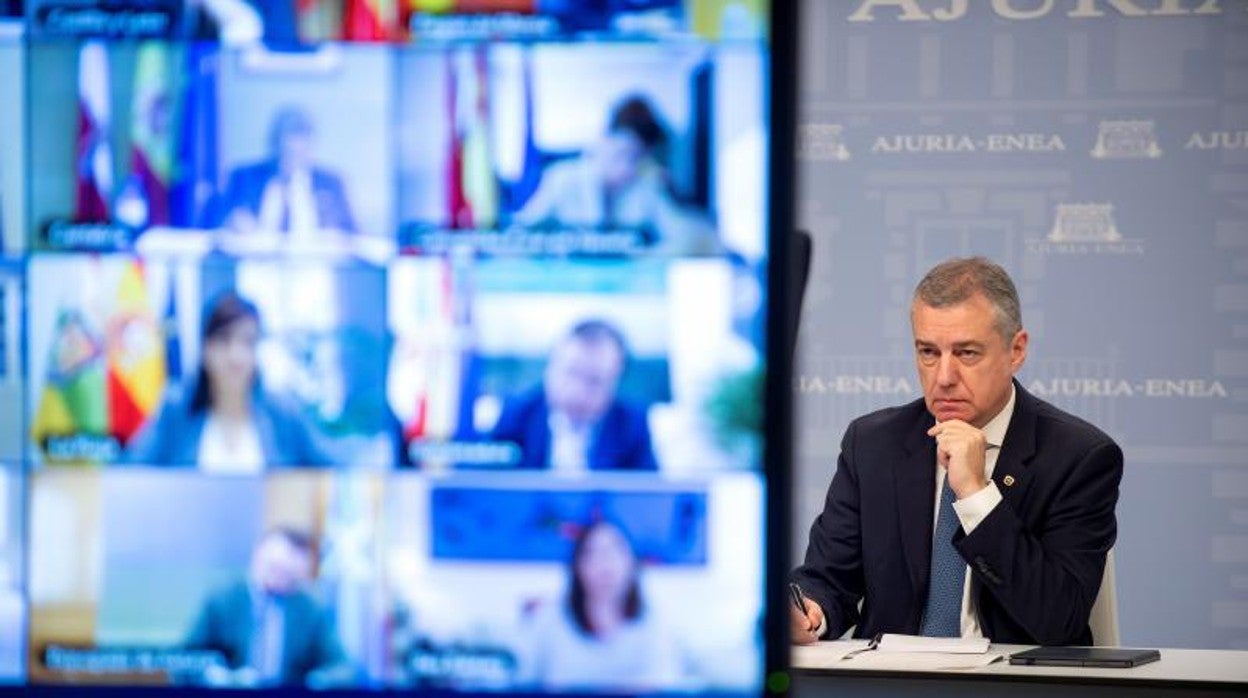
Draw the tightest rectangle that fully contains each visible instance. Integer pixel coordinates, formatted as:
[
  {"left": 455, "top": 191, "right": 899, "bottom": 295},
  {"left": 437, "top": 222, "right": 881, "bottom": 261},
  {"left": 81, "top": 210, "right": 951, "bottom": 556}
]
[{"left": 1002, "top": 475, "right": 1016, "bottom": 487}]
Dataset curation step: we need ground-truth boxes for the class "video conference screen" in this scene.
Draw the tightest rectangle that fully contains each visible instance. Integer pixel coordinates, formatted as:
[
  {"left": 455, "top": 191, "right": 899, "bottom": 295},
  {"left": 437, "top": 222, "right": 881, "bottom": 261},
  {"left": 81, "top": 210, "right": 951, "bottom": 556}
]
[{"left": 1, "top": 0, "right": 779, "bottom": 693}]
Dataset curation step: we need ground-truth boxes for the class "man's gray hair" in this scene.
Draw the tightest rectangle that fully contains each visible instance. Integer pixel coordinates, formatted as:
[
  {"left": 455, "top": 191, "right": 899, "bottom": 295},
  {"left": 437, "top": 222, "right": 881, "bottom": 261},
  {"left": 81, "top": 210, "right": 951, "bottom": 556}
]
[{"left": 913, "top": 257, "right": 1023, "bottom": 341}]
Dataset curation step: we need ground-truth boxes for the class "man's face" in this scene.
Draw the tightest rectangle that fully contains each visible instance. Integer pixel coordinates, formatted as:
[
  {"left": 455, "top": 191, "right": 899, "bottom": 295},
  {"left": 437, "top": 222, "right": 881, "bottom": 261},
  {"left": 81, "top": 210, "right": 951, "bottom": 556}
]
[
  {"left": 278, "top": 131, "right": 314, "bottom": 173},
  {"left": 544, "top": 337, "right": 624, "bottom": 427},
  {"left": 911, "top": 293, "right": 1027, "bottom": 428},
  {"left": 250, "top": 534, "right": 312, "bottom": 597}
]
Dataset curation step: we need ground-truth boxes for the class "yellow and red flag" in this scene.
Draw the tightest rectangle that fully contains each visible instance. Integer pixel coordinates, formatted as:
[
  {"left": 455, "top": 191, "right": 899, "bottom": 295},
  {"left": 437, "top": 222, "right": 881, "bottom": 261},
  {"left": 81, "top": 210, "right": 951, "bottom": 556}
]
[
  {"left": 345, "top": 0, "right": 401, "bottom": 40},
  {"left": 105, "top": 260, "right": 167, "bottom": 446}
]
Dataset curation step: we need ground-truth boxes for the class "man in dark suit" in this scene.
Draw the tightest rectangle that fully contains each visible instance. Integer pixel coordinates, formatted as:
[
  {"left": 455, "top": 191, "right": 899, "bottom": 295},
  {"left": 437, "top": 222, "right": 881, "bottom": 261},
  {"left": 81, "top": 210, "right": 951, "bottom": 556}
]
[
  {"left": 185, "top": 527, "right": 354, "bottom": 688},
  {"left": 791, "top": 257, "right": 1123, "bottom": 646},
  {"left": 491, "top": 319, "right": 657, "bottom": 471},
  {"left": 209, "top": 105, "right": 356, "bottom": 236}
]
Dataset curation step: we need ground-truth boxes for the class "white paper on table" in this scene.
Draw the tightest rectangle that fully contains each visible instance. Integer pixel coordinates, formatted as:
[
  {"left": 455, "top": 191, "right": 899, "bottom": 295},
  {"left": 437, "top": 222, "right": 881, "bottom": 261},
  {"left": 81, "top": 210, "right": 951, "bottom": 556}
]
[
  {"left": 844, "top": 650, "right": 1007, "bottom": 671},
  {"left": 876, "top": 634, "right": 991, "bottom": 654},
  {"left": 789, "top": 640, "right": 874, "bottom": 668}
]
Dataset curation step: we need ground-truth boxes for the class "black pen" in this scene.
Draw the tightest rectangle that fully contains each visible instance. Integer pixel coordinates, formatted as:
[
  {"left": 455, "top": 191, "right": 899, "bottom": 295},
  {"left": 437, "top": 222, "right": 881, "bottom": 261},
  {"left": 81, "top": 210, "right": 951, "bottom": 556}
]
[
  {"left": 866, "top": 631, "right": 882, "bottom": 650},
  {"left": 789, "top": 582, "right": 808, "bottom": 614},
  {"left": 844, "top": 632, "right": 884, "bottom": 660}
]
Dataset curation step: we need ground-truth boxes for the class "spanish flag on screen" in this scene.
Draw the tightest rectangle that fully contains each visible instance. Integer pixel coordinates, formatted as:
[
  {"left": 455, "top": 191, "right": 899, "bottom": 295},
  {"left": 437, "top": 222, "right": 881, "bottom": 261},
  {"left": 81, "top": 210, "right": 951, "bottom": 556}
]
[
  {"left": 105, "top": 260, "right": 167, "bottom": 446},
  {"left": 31, "top": 261, "right": 167, "bottom": 460},
  {"left": 345, "top": 0, "right": 401, "bottom": 40}
]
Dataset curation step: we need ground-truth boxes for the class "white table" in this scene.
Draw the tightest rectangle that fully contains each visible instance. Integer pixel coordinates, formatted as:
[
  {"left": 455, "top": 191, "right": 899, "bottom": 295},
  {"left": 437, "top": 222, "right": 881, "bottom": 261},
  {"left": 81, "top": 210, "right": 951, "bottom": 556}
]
[{"left": 789, "top": 641, "right": 1248, "bottom": 697}]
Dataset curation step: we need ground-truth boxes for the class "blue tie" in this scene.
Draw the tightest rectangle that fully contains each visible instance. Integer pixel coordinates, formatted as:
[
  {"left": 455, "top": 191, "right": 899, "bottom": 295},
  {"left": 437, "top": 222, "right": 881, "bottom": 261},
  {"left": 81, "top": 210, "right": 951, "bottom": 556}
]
[{"left": 921, "top": 478, "right": 965, "bottom": 637}]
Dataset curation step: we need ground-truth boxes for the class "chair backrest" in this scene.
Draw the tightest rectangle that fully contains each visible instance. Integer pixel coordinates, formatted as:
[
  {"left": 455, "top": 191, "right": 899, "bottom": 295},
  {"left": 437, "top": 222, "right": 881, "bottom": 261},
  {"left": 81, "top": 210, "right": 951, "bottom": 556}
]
[
  {"left": 789, "top": 230, "right": 813, "bottom": 363},
  {"left": 1089, "top": 548, "right": 1120, "bottom": 646}
]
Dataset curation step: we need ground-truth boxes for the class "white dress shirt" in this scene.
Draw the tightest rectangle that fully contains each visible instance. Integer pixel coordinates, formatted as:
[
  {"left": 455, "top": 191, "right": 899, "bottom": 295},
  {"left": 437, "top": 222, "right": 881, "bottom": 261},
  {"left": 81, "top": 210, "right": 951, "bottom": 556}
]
[
  {"left": 198, "top": 415, "right": 265, "bottom": 474},
  {"left": 938, "top": 384, "right": 1016, "bottom": 638},
  {"left": 516, "top": 601, "right": 681, "bottom": 691},
  {"left": 257, "top": 169, "right": 317, "bottom": 238},
  {"left": 548, "top": 411, "right": 591, "bottom": 474},
  {"left": 248, "top": 589, "right": 285, "bottom": 682}
]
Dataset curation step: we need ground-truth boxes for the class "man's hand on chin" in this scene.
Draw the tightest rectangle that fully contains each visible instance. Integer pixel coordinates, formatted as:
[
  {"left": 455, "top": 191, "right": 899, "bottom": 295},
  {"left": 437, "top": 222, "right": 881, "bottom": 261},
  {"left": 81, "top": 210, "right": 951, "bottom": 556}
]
[{"left": 927, "top": 419, "right": 989, "bottom": 499}]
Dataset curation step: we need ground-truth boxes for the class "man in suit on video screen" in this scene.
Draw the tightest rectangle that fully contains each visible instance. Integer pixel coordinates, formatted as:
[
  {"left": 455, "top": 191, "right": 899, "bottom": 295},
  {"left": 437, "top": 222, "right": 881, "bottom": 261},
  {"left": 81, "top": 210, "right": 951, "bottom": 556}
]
[
  {"left": 210, "top": 105, "right": 356, "bottom": 238},
  {"left": 185, "top": 527, "right": 354, "bottom": 688},
  {"left": 491, "top": 319, "right": 658, "bottom": 472}
]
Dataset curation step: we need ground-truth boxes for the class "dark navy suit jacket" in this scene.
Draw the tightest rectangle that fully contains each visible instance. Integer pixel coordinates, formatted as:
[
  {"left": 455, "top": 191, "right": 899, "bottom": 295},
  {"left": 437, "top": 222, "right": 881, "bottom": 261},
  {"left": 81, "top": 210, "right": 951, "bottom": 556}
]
[
  {"left": 490, "top": 387, "right": 658, "bottom": 471},
  {"left": 184, "top": 580, "right": 349, "bottom": 685},
  {"left": 792, "top": 381, "right": 1122, "bottom": 645},
  {"left": 210, "top": 159, "right": 356, "bottom": 233}
]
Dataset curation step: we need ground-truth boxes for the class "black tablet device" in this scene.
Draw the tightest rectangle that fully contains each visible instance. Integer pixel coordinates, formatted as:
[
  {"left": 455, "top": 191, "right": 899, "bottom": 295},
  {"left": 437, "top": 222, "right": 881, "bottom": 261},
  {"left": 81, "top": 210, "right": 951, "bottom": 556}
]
[{"left": 1009, "top": 647, "right": 1162, "bottom": 668}]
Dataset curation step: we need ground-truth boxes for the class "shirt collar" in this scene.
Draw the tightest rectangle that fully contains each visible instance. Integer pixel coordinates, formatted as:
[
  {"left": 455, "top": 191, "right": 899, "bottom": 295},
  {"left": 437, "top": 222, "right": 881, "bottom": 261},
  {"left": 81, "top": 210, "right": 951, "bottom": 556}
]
[{"left": 980, "top": 383, "right": 1017, "bottom": 450}]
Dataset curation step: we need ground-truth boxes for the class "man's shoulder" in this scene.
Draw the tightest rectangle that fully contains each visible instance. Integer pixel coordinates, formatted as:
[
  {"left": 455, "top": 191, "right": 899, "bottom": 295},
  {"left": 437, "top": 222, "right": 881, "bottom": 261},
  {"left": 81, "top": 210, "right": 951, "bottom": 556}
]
[
  {"left": 495, "top": 386, "right": 548, "bottom": 427},
  {"left": 1025, "top": 389, "right": 1119, "bottom": 451},
  {"left": 285, "top": 588, "right": 328, "bottom": 618},
  {"left": 228, "top": 159, "right": 276, "bottom": 180},
  {"left": 203, "top": 579, "right": 250, "bottom": 611},
  {"left": 605, "top": 397, "right": 649, "bottom": 425},
  {"left": 508, "top": 386, "right": 548, "bottom": 411},
  {"left": 311, "top": 166, "right": 347, "bottom": 189},
  {"left": 847, "top": 397, "right": 929, "bottom": 435}
]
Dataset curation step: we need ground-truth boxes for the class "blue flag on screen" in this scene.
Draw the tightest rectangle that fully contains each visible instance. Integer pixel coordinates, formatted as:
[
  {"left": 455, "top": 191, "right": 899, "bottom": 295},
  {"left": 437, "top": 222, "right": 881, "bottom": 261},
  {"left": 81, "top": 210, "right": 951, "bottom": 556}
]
[
  {"left": 171, "top": 43, "right": 218, "bottom": 228},
  {"left": 163, "top": 286, "right": 181, "bottom": 382},
  {"left": 506, "top": 48, "right": 543, "bottom": 215}
]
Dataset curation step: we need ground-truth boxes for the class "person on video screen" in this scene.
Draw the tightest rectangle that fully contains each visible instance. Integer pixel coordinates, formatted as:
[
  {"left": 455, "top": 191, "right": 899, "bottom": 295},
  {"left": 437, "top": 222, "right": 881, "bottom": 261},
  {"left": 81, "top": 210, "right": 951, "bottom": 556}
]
[
  {"left": 513, "top": 94, "right": 716, "bottom": 256},
  {"left": 490, "top": 319, "right": 657, "bottom": 472},
  {"left": 209, "top": 105, "right": 357, "bottom": 238},
  {"left": 516, "top": 519, "right": 681, "bottom": 691},
  {"left": 125, "top": 291, "right": 335, "bottom": 469},
  {"left": 184, "top": 527, "right": 354, "bottom": 689}
]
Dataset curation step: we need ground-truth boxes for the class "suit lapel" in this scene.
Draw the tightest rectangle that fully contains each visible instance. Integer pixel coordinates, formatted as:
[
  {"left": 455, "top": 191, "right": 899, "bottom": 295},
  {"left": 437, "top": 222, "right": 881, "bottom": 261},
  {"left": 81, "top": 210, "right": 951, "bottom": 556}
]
[
  {"left": 230, "top": 583, "right": 256, "bottom": 667},
  {"left": 280, "top": 595, "right": 304, "bottom": 682},
  {"left": 895, "top": 408, "right": 937, "bottom": 598},
  {"left": 531, "top": 398, "right": 552, "bottom": 469},
  {"left": 992, "top": 382, "right": 1038, "bottom": 512}
]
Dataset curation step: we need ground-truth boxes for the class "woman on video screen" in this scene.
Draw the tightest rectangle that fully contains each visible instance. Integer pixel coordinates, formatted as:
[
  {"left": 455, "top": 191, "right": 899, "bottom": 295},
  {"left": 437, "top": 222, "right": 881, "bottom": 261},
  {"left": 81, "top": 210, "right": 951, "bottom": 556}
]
[
  {"left": 513, "top": 94, "right": 717, "bottom": 256},
  {"left": 516, "top": 519, "right": 683, "bottom": 691},
  {"left": 125, "top": 291, "right": 334, "bottom": 470}
]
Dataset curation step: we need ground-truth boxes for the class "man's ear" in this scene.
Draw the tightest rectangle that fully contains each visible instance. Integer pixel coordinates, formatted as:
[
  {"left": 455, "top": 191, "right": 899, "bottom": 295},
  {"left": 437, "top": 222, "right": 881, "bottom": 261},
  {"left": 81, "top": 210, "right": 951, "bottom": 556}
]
[{"left": 1010, "top": 329, "right": 1029, "bottom": 372}]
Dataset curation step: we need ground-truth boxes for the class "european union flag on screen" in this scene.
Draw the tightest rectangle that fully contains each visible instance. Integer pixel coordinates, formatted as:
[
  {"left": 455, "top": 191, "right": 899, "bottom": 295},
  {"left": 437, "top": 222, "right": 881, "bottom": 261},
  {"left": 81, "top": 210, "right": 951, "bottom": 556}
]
[
  {"left": 431, "top": 487, "right": 708, "bottom": 564},
  {"left": 163, "top": 286, "right": 181, "bottom": 382},
  {"left": 505, "top": 48, "right": 543, "bottom": 216},
  {"left": 171, "top": 42, "right": 218, "bottom": 228}
]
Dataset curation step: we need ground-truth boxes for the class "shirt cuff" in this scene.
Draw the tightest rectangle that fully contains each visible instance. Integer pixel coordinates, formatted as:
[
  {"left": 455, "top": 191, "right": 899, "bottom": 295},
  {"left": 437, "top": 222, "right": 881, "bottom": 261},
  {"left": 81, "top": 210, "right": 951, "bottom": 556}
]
[
  {"left": 814, "top": 613, "right": 828, "bottom": 639},
  {"left": 951, "top": 481, "right": 1003, "bottom": 534}
]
